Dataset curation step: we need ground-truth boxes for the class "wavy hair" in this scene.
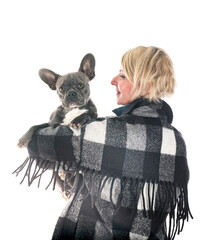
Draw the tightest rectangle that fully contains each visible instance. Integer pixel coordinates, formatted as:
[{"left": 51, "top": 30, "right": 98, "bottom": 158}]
[{"left": 121, "top": 46, "right": 175, "bottom": 101}]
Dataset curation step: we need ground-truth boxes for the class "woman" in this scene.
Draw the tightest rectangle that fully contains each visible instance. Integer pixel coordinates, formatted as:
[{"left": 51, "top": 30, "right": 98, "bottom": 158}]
[{"left": 16, "top": 46, "right": 192, "bottom": 239}]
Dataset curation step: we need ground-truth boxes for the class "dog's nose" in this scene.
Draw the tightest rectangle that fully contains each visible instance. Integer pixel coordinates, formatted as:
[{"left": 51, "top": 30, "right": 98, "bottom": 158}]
[{"left": 67, "top": 91, "right": 76, "bottom": 98}]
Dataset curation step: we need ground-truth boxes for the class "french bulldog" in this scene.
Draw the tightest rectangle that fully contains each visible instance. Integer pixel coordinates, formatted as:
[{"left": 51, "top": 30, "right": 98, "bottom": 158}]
[
  {"left": 17, "top": 53, "right": 97, "bottom": 198},
  {"left": 18, "top": 53, "right": 97, "bottom": 148}
]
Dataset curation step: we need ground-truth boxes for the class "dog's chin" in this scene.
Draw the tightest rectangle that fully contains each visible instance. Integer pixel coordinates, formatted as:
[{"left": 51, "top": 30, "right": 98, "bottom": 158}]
[
  {"left": 68, "top": 102, "right": 78, "bottom": 108},
  {"left": 64, "top": 101, "right": 82, "bottom": 109},
  {"left": 64, "top": 98, "right": 87, "bottom": 109}
]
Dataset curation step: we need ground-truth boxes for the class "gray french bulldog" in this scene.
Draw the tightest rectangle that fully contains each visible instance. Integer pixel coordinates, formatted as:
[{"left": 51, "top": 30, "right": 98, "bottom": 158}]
[
  {"left": 17, "top": 53, "right": 97, "bottom": 198},
  {"left": 18, "top": 53, "right": 97, "bottom": 149}
]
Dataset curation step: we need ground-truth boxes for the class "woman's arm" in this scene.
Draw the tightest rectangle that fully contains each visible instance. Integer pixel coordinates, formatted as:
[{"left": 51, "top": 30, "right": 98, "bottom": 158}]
[{"left": 14, "top": 118, "right": 108, "bottom": 189}]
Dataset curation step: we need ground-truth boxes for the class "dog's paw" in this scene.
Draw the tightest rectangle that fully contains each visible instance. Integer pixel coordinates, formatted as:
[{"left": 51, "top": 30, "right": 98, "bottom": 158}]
[
  {"left": 70, "top": 123, "right": 82, "bottom": 129},
  {"left": 70, "top": 113, "right": 90, "bottom": 129},
  {"left": 17, "top": 138, "right": 29, "bottom": 148}
]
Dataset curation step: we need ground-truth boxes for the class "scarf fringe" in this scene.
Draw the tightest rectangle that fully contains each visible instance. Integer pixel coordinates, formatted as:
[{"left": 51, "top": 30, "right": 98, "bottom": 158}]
[
  {"left": 13, "top": 157, "right": 192, "bottom": 239},
  {"left": 13, "top": 157, "right": 60, "bottom": 190}
]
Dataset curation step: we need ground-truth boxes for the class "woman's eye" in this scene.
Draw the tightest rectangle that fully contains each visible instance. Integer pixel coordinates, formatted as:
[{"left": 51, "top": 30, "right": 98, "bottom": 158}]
[{"left": 120, "top": 74, "right": 126, "bottom": 79}]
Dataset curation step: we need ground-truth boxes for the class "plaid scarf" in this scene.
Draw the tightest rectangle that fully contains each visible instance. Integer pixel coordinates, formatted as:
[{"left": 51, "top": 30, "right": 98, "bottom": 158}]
[{"left": 14, "top": 98, "right": 192, "bottom": 240}]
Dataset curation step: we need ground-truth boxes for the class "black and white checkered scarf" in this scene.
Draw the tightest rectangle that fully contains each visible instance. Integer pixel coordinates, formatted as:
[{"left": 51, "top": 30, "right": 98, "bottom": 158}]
[{"left": 14, "top": 98, "right": 192, "bottom": 239}]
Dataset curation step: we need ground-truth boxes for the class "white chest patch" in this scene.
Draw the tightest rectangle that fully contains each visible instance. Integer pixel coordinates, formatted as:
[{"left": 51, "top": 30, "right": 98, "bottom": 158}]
[{"left": 61, "top": 108, "right": 88, "bottom": 125}]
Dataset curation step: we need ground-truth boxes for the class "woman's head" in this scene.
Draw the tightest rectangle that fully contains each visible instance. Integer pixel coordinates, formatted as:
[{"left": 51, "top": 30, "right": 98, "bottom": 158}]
[{"left": 120, "top": 46, "right": 175, "bottom": 102}]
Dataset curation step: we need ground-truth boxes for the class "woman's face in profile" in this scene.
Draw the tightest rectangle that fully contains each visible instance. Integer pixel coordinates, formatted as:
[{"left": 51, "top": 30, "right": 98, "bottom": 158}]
[{"left": 111, "top": 70, "right": 135, "bottom": 105}]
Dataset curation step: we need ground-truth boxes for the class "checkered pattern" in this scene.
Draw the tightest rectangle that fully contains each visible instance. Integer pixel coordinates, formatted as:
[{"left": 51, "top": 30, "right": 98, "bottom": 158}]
[
  {"left": 14, "top": 98, "right": 192, "bottom": 240},
  {"left": 80, "top": 115, "right": 187, "bottom": 185}
]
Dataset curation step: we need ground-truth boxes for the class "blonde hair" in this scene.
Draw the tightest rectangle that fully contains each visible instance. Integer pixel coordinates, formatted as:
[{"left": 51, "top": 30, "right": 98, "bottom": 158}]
[{"left": 121, "top": 46, "right": 175, "bottom": 101}]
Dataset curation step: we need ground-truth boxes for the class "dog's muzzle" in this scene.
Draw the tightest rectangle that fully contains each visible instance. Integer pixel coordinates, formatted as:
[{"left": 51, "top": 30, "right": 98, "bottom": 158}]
[{"left": 65, "top": 90, "right": 84, "bottom": 108}]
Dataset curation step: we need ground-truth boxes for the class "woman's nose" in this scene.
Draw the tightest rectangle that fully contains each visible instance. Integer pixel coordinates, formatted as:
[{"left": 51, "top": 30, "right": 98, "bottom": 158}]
[{"left": 111, "top": 74, "right": 119, "bottom": 85}]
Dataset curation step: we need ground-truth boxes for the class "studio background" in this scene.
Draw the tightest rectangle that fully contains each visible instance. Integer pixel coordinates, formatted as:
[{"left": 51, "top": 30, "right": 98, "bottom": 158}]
[{"left": 1, "top": 0, "right": 221, "bottom": 239}]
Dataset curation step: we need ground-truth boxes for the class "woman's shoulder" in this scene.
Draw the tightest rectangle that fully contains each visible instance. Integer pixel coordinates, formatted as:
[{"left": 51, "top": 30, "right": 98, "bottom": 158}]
[{"left": 171, "top": 126, "right": 187, "bottom": 157}]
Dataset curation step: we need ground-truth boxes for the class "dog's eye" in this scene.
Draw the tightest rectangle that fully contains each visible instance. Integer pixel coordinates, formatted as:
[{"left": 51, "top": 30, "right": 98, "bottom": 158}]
[
  {"left": 78, "top": 83, "right": 84, "bottom": 89},
  {"left": 59, "top": 87, "right": 64, "bottom": 92}
]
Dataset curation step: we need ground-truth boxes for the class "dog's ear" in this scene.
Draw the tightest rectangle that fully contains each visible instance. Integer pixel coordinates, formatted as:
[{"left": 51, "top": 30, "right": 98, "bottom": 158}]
[
  {"left": 39, "top": 69, "right": 60, "bottom": 90},
  {"left": 78, "top": 53, "right": 95, "bottom": 80}
]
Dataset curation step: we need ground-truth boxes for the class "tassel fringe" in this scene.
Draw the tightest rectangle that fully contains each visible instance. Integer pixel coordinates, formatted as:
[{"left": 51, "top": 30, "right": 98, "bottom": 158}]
[{"left": 13, "top": 157, "right": 192, "bottom": 239}]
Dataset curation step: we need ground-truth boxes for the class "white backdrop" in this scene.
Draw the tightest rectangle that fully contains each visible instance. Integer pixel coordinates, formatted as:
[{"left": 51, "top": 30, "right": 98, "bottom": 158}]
[{"left": 1, "top": 0, "right": 222, "bottom": 239}]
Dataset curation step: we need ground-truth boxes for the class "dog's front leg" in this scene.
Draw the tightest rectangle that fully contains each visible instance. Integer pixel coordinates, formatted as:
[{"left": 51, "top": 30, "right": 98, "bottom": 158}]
[
  {"left": 49, "top": 106, "right": 65, "bottom": 128},
  {"left": 18, "top": 123, "right": 49, "bottom": 148}
]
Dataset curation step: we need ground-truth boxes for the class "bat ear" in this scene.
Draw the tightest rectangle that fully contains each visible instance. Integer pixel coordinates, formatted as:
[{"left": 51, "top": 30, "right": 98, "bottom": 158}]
[
  {"left": 78, "top": 53, "right": 96, "bottom": 80},
  {"left": 39, "top": 69, "right": 60, "bottom": 90}
]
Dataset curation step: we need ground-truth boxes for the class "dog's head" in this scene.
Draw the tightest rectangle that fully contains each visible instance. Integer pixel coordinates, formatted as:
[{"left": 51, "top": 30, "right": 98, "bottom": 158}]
[{"left": 39, "top": 53, "right": 95, "bottom": 109}]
